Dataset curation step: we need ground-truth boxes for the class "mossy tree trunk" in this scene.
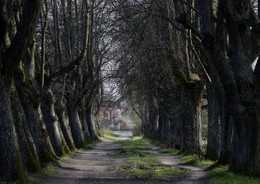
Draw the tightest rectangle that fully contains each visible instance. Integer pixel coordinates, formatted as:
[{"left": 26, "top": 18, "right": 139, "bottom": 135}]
[
  {"left": 66, "top": 99, "right": 85, "bottom": 148},
  {"left": 14, "top": 67, "right": 57, "bottom": 162},
  {"left": 11, "top": 85, "right": 41, "bottom": 172},
  {"left": 41, "top": 90, "right": 69, "bottom": 156},
  {"left": 196, "top": 0, "right": 260, "bottom": 175},
  {"left": 0, "top": 79, "right": 25, "bottom": 181},
  {"left": 55, "top": 104, "right": 76, "bottom": 151},
  {"left": 0, "top": 0, "right": 41, "bottom": 181}
]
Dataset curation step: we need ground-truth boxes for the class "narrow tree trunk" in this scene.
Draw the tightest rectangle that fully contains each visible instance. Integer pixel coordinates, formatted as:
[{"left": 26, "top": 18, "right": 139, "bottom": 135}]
[
  {"left": 79, "top": 100, "right": 92, "bottom": 143},
  {"left": 86, "top": 104, "right": 97, "bottom": 141},
  {"left": 149, "top": 97, "right": 159, "bottom": 138},
  {"left": 158, "top": 111, "right": 166, "bottom": 141}
]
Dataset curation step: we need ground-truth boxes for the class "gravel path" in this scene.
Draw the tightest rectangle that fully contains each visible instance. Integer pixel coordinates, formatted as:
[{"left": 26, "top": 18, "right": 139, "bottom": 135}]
[{"left": 39, "top": 132, "right": 208, "bottom": 184}]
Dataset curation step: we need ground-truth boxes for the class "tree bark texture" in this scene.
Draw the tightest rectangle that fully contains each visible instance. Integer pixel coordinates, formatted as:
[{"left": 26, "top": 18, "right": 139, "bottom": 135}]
[
  {"left": 55, "top": 105, "right": 76, "bottom": 151},
  {"left": 0, "top": 80, "right": 25, "bottom": 181},
  {"left": 41, "top": 90, "right": 69, "bottom": 156},
  {"left": 11, "top": 85, "right": 41, "bottom": 172},
  {"left": 66, "top": 101, "right": 85, "bottom": 148},
  {"left": 206, "top": 84, "right": 221, "bottom": 160},
  {"left": 14, "top": 66, "right": 57, "bottom": 162}
]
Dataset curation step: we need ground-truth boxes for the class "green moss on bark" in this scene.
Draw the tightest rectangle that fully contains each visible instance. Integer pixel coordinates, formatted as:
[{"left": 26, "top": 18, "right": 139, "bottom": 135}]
[{"left": 13, "top": 152, "right": 26, "bottom": 181}]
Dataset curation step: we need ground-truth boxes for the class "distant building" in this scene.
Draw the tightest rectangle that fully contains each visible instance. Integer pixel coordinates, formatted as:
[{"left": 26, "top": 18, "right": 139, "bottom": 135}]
[{"left": 97, "top": 100, "right": 127, "bottom": 130}]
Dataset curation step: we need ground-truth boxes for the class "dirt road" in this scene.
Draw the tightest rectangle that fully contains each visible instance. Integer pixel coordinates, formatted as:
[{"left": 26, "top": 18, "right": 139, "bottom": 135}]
[{"left": 40, "top": 132, "right": 208, "bottom": 184}]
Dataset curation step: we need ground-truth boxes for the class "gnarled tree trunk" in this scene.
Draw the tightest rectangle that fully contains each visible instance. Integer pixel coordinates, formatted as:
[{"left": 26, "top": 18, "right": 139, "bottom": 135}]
[
  {"left": 66, "top": 100, "right": 85, "bottom": 148},
  {"left": 206, "top": 84, "right": 221, "bottom": 160},
  {"left": 0, "top": 79, "right": 25, "bottom": 181},
  {"left": 41, "top": 90, "right": 69, "bottom": 156},
  {"left": 11, "top": 86, "right": 41, "bottom": 172}
]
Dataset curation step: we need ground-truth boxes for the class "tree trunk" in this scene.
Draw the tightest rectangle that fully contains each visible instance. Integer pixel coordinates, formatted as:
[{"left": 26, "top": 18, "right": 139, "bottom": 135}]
[
  {"left": 206, "top": 84, "right": 221, "bottom": 160},
  {"left": 86, "top": 104, "right": 97, "bottom": 141},
  {"left": 0, "top": 79, "right": 25, "bottom": 182},
  {"left": 169, "top": 117, "right": 183, "bottom": 149},
  {"left": 148, "top": 97, "right": 159, "bottom": 138},
  {"left": 41, "top": 90, "right": 68, "bottom": 156},
  {"left": 182, "top": 85, "right": 203, "bottom": 154},
  {"left": 218, "top": 92, "right": 232, "bottom": 165},
  {"left": 79, "top": 100, "right": 91, "bottom": 143},
  {"left": 66, "top": 101, "right": 85, "bottom": 148},
  {"left": 55, "top": 105, "right": 76, "bottom": 151},
  {"left": 11, "top": 86, "right": 41, "bottom": 172},
  {"left": 14, "top": 67, "right": 57, "bottom": 162},
  {"left": 158, "top": 111, "right": 166, "bottom": 141},
  {"left": 224, "top": 1, "right": 260, "bottom": 175}
]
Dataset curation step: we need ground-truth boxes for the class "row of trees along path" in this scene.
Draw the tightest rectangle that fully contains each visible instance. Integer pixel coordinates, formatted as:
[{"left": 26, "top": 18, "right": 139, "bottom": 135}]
[
  {"left": 0, "top": 0, "right": 260, "bottom": 182},
  {"left": 40, "top": 132, "right": 208, "bottom": 184}
]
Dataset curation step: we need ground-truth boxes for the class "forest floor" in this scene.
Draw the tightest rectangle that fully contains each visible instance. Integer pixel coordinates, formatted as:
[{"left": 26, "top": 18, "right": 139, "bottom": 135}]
[{"left": 38, "top": 131, "right": 208, "bottom": 184}]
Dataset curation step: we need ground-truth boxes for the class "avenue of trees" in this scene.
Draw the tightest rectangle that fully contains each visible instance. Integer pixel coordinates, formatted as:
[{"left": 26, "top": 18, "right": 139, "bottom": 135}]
[
  {"left": 111, "top": 0, "right": 260, "bottom": 176},
  {"left": 0, "top": 0, "right": 109, "bottom": 181},
  {"left": 0, "top": 0, "right": 259, "bottom": 182}
]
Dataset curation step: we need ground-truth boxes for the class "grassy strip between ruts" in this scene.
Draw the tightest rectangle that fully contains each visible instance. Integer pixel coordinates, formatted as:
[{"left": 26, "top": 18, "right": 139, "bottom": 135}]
[
  {"left": 98, "top": 128, "right": 120, "bottom": 141},
  {"left": 158, "top": 147, "right": 260, "bottom": 184},
  {"left": 113, "top": 137, "right": 187, "bottom": 179}
]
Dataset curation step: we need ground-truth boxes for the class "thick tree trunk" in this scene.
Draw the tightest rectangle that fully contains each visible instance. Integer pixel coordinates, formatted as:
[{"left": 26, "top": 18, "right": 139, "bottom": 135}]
[
  {"left": 11, "top": 87, "right": 41, "bottom": 172},
  {"left": 41, "top": 90, "right": 69, "bottom": 156},
  {"left": 206, "top": 85, "right": 221, "bottom": 160},
  {"left": 169, "top": 117, "right": 183, "bottom": 149},
  {"left": 182, "top": 85, "right": 203, "bottom": 154},
  {"left": 230, "top": 113, "right": 259, "bottom": 175},
  {"left": 55, "top": 105, "right": 75, "bottom": 151},
  {"left": 66, "top": 102, "right": 85, "bottom": 148},
  {"left": 0, "top": 79, "right": 25, "bottom": 182},
  {"left": 224, "top": 1, "right": 260, "bottom": 175},
  {"left": 218, "top": 94, "right": 232, "bottom": 165},
  {"left": 14, "top": 68, "right": 56, "bottom": 162}
]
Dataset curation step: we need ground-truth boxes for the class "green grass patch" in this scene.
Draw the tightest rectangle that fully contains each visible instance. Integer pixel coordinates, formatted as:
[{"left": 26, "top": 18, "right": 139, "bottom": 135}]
[
  {"left": 98, "top": 128, "right": 120, "bottom": 141},
  {"left": 208, "top": 165, "right": 260, "bottom": 184},
  {"left": 115, "top": 137, "right": 187, "bottom": 179},
  {"left": 159, "top": 148, "right": 260, "bottom": 184},
  {"left": 117, "top": 136, "right": 151, "bottom": 150},
  {"left": 119, "top": 153, "right": 186, "bottom": 179}
]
